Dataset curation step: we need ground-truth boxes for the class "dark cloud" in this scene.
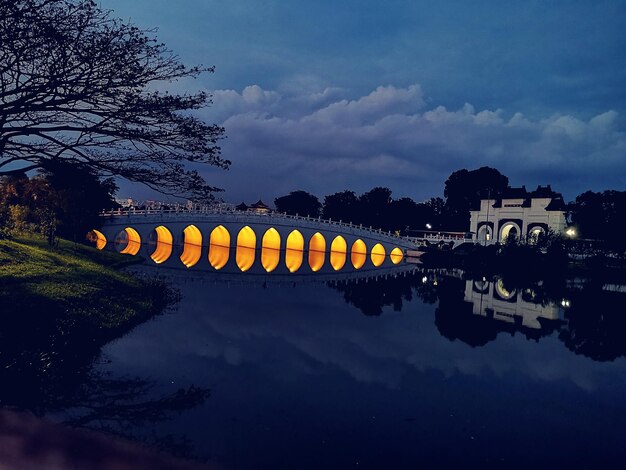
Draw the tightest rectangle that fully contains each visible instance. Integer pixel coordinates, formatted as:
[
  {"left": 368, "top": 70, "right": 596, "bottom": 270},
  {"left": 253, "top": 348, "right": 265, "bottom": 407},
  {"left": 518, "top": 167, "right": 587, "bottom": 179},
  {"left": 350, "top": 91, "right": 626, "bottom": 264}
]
[
  {"left": 100, "top": 0, "right": 626, "bottom": 202},
  {"left": 202, "top": 84, "right": 624, "bottom": 203}
]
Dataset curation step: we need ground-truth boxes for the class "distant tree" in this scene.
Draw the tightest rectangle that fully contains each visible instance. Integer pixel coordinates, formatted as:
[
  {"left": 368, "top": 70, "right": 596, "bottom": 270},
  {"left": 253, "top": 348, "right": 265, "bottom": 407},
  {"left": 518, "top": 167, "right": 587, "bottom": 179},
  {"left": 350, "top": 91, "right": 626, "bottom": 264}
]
[
  {"left": 424, "top": 197, "right": 446, "bottom": 229},
  {"left": 274, "top": 190, "right": 321, "bottom": 217},
  {"left": 328, "top": 271, "right": 423, "bottom": 316},
  {"left": 321, "top": 187, "right": 435, "bottom": 233},
  {"left": 443, "top": 167, "right": 509, "bottom": 230},
  {"left": 357, "top": 187, "right": 393, "bottom": 229},
  {"left": 388, "top": 197, "right": 434, "bottom": 235},
  {"left": 39, "top": 161, "right": 118, "bottom": 241},
  {"left": 0, "top": 0, "right": 227, "bottom": 200},
  {"left": 559, "top": 285, "right": 626, "bottom": 362},
  {"left": 569, "top": 190, "right": 626, "bottom": 248},
  {"left": 322, "top": 190, "right": 358, "bottom": 222}
]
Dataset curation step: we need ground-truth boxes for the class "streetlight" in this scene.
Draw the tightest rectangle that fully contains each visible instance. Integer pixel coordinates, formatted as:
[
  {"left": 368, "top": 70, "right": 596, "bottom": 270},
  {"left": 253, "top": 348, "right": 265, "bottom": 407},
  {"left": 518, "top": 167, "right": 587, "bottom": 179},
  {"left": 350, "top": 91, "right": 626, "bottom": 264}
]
[
  {"left": 425, "top": 223, "right": 432, "bottom": 230},
  {"left": 565, "top": 227, "right": 577, "bottom": 238}
]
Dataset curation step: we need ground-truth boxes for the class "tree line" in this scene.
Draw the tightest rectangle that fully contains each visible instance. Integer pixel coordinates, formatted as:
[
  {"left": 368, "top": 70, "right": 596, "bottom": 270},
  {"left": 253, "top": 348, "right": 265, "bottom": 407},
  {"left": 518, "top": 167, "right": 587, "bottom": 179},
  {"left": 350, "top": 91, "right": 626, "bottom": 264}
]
[{"left": 274, "top": 166, "right": 626, "bottom": 249}]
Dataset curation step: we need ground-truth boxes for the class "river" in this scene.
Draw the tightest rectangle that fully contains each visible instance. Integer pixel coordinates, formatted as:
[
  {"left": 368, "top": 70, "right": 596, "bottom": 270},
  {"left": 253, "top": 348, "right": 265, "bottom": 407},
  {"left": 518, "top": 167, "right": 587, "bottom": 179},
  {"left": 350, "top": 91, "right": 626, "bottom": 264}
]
[{"left": 6, "top": 265, "right": 626, "bottom": 467}]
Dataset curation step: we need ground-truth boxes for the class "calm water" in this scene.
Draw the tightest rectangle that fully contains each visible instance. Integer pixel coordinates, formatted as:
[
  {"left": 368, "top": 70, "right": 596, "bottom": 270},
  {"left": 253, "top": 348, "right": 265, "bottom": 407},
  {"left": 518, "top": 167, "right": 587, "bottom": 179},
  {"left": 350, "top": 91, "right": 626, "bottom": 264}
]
[{"left": 11, "top": 266, "right": 626, "bottom": 467}]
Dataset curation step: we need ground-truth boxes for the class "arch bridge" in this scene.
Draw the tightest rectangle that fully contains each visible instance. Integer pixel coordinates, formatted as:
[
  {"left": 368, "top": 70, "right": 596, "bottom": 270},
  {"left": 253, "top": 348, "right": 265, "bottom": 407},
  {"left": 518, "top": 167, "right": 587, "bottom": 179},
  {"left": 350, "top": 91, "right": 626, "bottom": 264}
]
[{"left": 91, "top": 208, "right": 420, "bottom": 275}]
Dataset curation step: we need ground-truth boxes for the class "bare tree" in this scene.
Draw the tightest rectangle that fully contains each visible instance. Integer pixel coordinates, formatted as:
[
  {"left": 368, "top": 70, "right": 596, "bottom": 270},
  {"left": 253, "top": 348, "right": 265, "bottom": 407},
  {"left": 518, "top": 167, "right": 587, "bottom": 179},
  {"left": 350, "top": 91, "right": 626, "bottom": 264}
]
[{"left": 0, "top": 0, "right": 228, "bottom": 200}]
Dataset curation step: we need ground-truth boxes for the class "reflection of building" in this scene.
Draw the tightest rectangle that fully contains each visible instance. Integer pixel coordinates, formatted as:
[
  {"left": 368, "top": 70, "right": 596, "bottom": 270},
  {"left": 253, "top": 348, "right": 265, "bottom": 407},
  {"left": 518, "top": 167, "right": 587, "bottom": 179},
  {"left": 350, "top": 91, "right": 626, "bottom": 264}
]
[
  {"left": 464, "top": 279, "right": 562, "bottom": 329},
  {"left": 470, "top": 185, "right": 566, "bottom": 243}
]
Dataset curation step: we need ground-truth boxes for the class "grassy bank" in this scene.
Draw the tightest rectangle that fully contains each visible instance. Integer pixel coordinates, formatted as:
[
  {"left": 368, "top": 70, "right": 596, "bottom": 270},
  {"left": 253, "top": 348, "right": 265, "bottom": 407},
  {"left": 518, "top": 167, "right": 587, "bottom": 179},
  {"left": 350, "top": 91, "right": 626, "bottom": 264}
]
[
  {"left": 0, "top": 235, "right": 171, "bottom": 333},
  {"left": 0, "top": 236, "right": 174, "bottom": 408}
]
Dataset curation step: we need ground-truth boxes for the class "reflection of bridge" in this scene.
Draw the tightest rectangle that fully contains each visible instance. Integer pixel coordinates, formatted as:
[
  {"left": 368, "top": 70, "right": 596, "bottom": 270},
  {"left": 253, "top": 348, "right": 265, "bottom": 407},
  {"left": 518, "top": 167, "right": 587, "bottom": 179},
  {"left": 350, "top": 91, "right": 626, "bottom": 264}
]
[
  {"left": 92, "top": 209, "right": 421, "bottom": 275},
  {"left": 407, "top": 231, "right": 473, "bottom": 250}
]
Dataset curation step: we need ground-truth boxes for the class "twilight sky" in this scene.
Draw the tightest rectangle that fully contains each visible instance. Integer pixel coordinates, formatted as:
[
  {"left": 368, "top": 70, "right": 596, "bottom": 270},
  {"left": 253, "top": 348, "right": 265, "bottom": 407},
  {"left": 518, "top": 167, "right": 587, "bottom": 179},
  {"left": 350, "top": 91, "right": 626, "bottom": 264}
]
[{"left": 100, "top": 0, "right": 626, "bottom": 203}]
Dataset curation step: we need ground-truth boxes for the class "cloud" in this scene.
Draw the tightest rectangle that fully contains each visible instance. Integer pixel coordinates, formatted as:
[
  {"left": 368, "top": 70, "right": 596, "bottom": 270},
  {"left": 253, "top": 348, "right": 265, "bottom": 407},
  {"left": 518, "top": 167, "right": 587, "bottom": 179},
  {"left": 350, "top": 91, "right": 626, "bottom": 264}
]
[{"left": 201, "top": 84, "right": 625, "bottom": 203}]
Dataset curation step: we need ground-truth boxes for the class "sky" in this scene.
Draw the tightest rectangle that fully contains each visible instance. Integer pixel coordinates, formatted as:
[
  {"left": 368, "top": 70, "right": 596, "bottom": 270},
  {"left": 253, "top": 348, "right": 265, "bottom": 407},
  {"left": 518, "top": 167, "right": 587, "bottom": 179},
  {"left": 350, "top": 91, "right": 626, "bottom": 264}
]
[{"left": 100, "top": 0, "right": 626, "bottom": 204}]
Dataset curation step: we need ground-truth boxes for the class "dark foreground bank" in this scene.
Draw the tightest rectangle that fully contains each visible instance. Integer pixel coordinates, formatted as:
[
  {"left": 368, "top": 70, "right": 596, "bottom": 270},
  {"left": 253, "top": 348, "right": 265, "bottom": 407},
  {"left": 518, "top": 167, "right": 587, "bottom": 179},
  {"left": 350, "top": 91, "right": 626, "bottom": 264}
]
[{"left": 0, "top": 236, "right": 175, "bottom": 409}]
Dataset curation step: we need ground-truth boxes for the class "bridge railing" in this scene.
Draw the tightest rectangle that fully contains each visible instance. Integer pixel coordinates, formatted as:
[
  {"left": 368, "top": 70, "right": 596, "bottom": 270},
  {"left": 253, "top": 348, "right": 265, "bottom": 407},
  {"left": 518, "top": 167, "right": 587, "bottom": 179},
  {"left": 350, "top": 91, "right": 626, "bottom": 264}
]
[{"left": 99, "top": 207, "right": 411, "bottom": 242}]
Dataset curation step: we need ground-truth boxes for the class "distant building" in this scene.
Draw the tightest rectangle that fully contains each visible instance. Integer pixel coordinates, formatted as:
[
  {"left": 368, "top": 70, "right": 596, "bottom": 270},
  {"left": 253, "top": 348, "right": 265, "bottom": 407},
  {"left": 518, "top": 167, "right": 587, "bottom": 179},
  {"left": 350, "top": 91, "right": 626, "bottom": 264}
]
[
  {"left": 234, "top": 200, "right": 271, "bottom": 214},
  {"left": 470, "top": 185, "right": 567, "bottom": 243},
  {"left": 115, "top": 197, "right": 135, "bottom": 208},
  {"left": 249, "top": 200, "right": 271, "bottom": 214}
]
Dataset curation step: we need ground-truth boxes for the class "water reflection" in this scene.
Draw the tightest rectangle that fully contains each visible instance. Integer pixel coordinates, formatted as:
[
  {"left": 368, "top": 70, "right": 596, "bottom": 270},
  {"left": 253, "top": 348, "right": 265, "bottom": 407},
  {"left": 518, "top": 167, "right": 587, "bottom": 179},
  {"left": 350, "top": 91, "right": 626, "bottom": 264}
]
[
  {"left": 464, "top": 278, "right": 563, "bottom": 330},
  {"left": 4, "top": 264, "right": 626, "bottom": 466},
  {"left": 330, "top": 270, "right": 626, "bottom": 362}
]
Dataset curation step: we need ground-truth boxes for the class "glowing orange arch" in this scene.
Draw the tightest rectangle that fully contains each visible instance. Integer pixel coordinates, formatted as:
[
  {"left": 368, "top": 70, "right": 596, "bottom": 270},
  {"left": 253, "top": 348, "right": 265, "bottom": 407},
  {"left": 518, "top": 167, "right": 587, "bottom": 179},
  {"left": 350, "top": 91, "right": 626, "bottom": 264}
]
[
  {"left": 330, "top": 236, "right": 347, "bottom": 271},
  {"left": 150, "top": 226, "right": 173, "bottom": 264},
  {"left": 180, "top": 225, "right": 202, "bottom": 268},
  {"left": 351, "top": 239, "right": 367, "bottom": 269},
  {"left": 236, "top": 226, "right": 256, "bottom": 272},
  {"left": 371, "top": 243, "right": 386, "bottom": 267},
  {"left": 308, "top": 232, "right": 326, "bottom": 272},
  {"left": 390, "top": 247, "right": 403, "bottom": 265},
  {"left": 285, "top": 230, "right": 304, "bottom": 273},
  {"left": 209, "top": 225, "right": 230, "bottom": 270},
  {"left": 261, "top": 228, "right": 281, "bottom": 273},
  {"left": 119, "top": 227, "right": 141, "bottom": 255}
]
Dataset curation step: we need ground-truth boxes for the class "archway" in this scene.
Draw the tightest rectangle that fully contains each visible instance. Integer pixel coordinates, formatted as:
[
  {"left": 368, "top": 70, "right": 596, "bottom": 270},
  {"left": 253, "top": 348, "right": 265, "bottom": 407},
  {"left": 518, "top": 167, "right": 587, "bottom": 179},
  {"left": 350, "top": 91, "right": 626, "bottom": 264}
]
[
  {"left": 150, "top": 225, "right": 173, "bottom": 264},
  {"left": 208, "top": 225, "right": 230, "bottom": 270},
  {"left": 351, "top": 239, "right": 367, "bottom": 269},
  {"left": 495, "top": 278, "right": 516, "bottom": 300},
  {"left": 527, "top": 226, "right": 545, "bottom": 244},
  {"left": 308, "top": 232, "right": 326, "bottom": 272},
  {"left": 261, "top": 228, "right": 281, "bottom": 273},
  {"left": 390, "top": 247, "right": 403, "bottom": 265},
  {"left": 499, "top": 223, "right": 520, "bottom": 243},
  {"left": 89, "top": 229, "right": 107, "bottom": 250},
  {"left": 285, "top": 230, "right": 304, "bottom": 273},
  {"left": 477, "top": 225, "right": 493, "bottom": 242},
  {"left": 117, "top": 227, "right": 141, "bottom": 255},
  {"left": 330, "top": 236, "right": 347, "bottom": 271},
  {"left": 236, "top": 226, "right": 256, "bottom": 272},
  {"left": 180, "top": 225, "right": 202, "bottom": 267},
  {"left": 371, "top": 243, "right": 386, "bottom": 267}
]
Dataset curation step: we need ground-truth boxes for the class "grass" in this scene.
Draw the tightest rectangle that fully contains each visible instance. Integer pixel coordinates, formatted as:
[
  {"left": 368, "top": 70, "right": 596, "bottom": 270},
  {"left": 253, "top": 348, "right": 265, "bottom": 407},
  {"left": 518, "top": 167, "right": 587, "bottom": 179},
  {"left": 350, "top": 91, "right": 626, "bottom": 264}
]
[
  {"left": 0, "top": 235, "right": 171, "bottom": 331},
  {"left": 0, "top": 234, "right": 175, "bottom": 383},
  {"left": 0, "top": 234, "right": 176, "bottom": 409}
]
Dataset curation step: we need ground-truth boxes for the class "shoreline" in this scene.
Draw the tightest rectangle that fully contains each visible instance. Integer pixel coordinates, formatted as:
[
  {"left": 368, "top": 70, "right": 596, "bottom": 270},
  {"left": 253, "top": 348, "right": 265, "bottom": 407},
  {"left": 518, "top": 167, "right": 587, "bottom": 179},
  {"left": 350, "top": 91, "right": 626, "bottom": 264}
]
[{"left": 0, "top": 235, "right": 175, "bottom": 409}]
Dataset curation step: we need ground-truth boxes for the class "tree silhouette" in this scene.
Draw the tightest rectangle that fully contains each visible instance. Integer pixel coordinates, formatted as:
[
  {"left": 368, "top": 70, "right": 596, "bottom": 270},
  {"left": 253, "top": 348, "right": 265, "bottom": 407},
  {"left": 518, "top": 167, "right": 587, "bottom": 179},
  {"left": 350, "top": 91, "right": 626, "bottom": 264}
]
[
  {"left": 329, "top": 274, "right": 417, "bottom": 316},
  {"left": 0, "top": 0, "right": 227, "bottom": 200},
  {"left": 274, "top": 190, "right": 321, "bottom": 217},
  {"left": 569, "top": 190, "right": 626, "bottom": 250},
  {"left": 443, "top": 167, "right": 509, "bottom": 230},
  {"left": 322, "top": 190, "right": 358, "bottom": 221},
  {"left": 559, "top": 285, "right": 626, "bottom": 362}
]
